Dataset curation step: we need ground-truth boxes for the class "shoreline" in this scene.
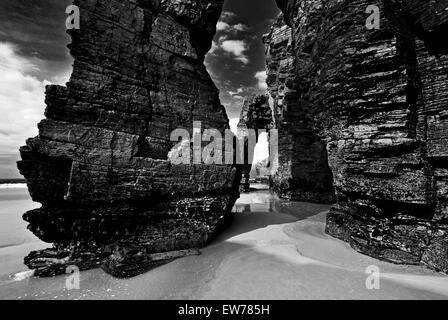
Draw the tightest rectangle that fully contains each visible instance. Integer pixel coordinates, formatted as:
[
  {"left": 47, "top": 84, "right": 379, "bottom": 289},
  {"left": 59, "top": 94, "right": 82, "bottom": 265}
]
[
  {"left": 0, "top": 186, "right": 448, "bottom": 300},
  {"left": 0, "top": 179, "right": 26, "bottom": 184}
]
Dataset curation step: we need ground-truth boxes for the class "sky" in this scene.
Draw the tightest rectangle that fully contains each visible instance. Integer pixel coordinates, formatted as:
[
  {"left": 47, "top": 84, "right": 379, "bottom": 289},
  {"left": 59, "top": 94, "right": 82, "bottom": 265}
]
[
  {"left": 206, "top": 0, "right": 280, "bottom": 123},
  {"left": 0, "top": 0, "right": 74, "bottom": 157},
  {"left": 0, "top": 0, "right": 279, "bottom": 161}
]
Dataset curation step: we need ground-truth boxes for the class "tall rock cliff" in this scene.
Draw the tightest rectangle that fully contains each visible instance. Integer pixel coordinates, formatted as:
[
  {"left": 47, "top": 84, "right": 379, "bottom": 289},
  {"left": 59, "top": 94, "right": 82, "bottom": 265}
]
[
  {"left": 270, "top": 0, "right": 448, "bottom": 271},
  {"left": 17, "top": 0, "right": 241, "bottom": 277},
  {"left": 264, "top": 15, "right": 335, "bottom": 204}
]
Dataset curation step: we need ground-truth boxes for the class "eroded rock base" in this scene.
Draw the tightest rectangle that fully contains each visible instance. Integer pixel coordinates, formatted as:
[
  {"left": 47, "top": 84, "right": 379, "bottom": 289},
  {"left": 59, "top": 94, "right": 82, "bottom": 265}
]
[{"left": 24, "top": 192, "right": 238, "bottom": 278}]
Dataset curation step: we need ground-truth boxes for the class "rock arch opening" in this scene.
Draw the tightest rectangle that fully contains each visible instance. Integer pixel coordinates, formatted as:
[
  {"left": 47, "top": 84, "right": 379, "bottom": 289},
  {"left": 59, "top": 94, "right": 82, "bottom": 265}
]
[
  {"left": 13, "top": 0, "right": 448, "bottom": 278},
  {"left": 205, "top": 1, "right": 335, "bottom": 202},
  {"left": 207, "top": 0, "right": 448, "bottom": 273}
]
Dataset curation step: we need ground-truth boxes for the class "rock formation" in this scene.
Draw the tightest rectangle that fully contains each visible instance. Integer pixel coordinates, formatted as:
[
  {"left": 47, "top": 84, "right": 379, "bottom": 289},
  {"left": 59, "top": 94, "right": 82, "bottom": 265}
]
[
  {"left": 263, "top": 15, "right": 335, "bottom": 203},
  {"left": 17, "top": 0, "right": 241, "bottom": 278},
  {"left": 269, "top": 0, "right": 448, "bottom": 272},
  {"left": 16, "top": 0, "right": 448, "bottom": 277},
  {"left": 237, "top": 94, "right": 273, "bottom": 191}
]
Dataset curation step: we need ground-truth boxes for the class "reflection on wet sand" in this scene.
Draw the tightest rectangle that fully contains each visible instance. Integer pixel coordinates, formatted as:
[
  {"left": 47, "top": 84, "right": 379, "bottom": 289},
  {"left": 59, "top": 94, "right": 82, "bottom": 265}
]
[{"left": 1, "top": 184, "right": 448, "bottom": 300}]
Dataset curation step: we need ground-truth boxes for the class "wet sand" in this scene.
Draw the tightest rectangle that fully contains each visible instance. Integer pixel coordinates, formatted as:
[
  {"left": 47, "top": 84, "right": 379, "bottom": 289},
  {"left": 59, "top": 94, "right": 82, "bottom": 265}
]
[{"left": 1, "top": 184, "right": 448, "bottom": 300}]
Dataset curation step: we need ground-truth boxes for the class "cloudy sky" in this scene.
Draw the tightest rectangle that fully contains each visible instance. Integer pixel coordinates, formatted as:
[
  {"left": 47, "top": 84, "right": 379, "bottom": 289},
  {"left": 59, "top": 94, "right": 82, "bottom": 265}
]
[
  {"left": 0, "top": 0, "right": 278, "bottom": 157},
  {"left": 206, "top": 0, "right": 279, "bottom": 122}
]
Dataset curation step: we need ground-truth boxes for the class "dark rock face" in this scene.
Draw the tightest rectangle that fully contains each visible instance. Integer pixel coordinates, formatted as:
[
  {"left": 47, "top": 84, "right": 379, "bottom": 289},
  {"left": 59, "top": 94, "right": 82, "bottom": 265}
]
[
  {"left": 264, "top": 15, "right": 335, "bottom": 203},
  {"left": 271, "top": 0, "right": 448, "bottom": 271},
  {"left": 17, "top": 0, "right": 241, "bottom": 277},
  {"left": 237, "top": 94, "right": 273, "bottom": 191},
  {"left": 238, "top": 95, "right": 273, "bottom": 134}
]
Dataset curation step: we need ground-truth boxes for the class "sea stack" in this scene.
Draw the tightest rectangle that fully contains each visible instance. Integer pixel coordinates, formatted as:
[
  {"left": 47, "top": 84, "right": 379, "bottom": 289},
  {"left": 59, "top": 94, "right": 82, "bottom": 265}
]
[{"left": 18, "top": 0, "right": 241, "bottom": 278}]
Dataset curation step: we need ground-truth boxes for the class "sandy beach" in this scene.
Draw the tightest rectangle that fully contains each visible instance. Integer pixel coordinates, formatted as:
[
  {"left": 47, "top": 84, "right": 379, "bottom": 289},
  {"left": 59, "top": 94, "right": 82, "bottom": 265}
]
[{"left": 0, "top": 184, "right": 448, "bottom": 300}]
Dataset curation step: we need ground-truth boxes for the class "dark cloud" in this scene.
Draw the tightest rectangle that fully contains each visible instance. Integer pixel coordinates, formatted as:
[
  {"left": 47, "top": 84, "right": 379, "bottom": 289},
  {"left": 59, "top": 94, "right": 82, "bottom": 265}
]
[
  {"left": 0, "top": 0, "right": 279, "bottom": 123},
  {"left": 0, "top": 0, "right": 73, "bottom": 81},
  {"left": 205, "top": 0, "right": 280, "bottom": 119}
]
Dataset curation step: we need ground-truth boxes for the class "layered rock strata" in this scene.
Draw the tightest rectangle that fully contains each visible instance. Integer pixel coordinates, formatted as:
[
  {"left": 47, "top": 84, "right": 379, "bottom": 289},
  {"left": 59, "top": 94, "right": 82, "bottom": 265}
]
[
  {"left": 271, "top": 0, "right": 448, "bottom": 271},
  {"left": 17, "top": 0, "right": 241, "bottom": 277},
  {"left": 264, "top": 15, "right": 335, "bottom": 203}
]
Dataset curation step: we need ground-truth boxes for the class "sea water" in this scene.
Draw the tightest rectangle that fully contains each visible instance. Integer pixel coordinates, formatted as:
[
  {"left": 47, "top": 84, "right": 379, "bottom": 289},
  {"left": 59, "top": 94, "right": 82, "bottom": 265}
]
[
  {"left": 0, "top": 154, "right": 22, "bottom": 180},
  {"left": 0, "top": 186, "right": 45, "bottom": 285}
]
